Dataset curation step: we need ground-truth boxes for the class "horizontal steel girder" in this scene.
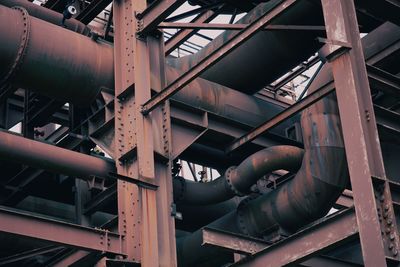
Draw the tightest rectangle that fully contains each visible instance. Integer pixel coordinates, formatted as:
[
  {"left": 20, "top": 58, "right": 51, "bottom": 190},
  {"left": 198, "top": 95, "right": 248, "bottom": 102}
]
[{"left": 0, "top": 206, "right": 124, "bottom": 255}]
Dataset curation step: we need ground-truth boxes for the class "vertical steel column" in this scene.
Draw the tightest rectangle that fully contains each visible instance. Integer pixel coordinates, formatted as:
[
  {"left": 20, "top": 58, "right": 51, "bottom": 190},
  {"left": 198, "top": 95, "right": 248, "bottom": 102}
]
[
  {"left": 321, "top": 0, "right": 400, "bottom": 266},
  {"left": 113, "top": 0, "right": 176, "bottom": 266},
  {"left": 148, "top": 36, "right": 177, "bottom": 266},
  {"left": 113, "top": 0, "right": 141, "bottom": 263}
]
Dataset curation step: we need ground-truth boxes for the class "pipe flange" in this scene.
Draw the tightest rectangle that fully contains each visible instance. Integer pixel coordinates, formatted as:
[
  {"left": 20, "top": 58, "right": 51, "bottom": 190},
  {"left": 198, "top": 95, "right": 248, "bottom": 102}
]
[
  {"left": 0, "top": 6, "right": 31, "bottom": 87},
  {"left": 174, "top": 176, "right": 186, "bottom": 203},
  {"left": 225, "top": 166, "right": 245, "bottom": 196}
]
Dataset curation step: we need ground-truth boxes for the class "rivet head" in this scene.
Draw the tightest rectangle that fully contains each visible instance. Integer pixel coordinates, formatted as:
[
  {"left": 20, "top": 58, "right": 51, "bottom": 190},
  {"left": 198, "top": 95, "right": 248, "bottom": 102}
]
[{"left": 390, "top": 233, "right": 395, "bottom": 240}]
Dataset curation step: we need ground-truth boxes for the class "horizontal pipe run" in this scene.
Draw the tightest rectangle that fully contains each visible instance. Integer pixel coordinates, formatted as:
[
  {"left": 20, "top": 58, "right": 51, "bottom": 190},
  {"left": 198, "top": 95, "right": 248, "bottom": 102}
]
[
  {"left": 0, "top": 0, "right": 91, "bottom": 35},
  {"left": 0, "top": 4, "right": 294, "bottom": 134},
  {"left": 169, "top": 0, "right": 324, "bottom": 94},
  {"left": 174, "top": 145, "right": 304, "bottom": 205},
  {"left": 0, "top": 5, "right": 113, "bottom": 105},
  {"left": 0, "top": 130, "right": 114, "bottom": 179}
]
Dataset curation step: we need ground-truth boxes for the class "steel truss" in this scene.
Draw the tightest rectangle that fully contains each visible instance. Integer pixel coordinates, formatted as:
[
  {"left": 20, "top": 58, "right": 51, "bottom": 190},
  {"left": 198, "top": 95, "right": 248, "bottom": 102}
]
[{"left": 0, "top": 0, "right": 399, "bottom": 266}]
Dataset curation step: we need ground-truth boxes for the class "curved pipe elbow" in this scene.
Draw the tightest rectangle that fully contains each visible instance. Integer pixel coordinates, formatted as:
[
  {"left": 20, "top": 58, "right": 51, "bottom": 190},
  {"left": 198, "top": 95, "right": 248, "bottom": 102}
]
[
  {"left": 239, "top": 93, "right": 349, "bottom": 236},
  {"left": 173, "top": 145, "right": 304, "bottom": 205},
  {"left": 227, "top": 145, "right": 304, "bottom": 195}
]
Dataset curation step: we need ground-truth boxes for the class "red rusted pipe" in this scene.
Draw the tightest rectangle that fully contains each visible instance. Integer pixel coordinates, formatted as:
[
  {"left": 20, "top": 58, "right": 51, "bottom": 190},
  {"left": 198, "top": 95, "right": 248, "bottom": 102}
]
[
  {"left": 0, "top": 130, "right": 114, "bottom": 179},
  {"left": 176, "top": 80, "right": 348, "bottom": 267},
  {"left": 0, "top": 0, "right": 91, "bottom": 35},
  {"left": 0, "top": 5, "right": 113, "bottom": 105},
  {"left": 168, "top": 0, "right": 324, "bottom": 93},
  {"left": 173, "top": 145, "right": 304, "bottom": 205}
]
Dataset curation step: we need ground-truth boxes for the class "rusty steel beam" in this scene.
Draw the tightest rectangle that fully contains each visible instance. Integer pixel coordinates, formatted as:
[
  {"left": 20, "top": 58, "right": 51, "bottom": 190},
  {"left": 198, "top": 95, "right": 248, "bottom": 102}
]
[
  {"left": 321, "top": 0, "right": 400, "bottom": 265},
  {"left": 112, "top": 0, "right": 143, "bottom": 263},
  {"left": 135, "top": 0, "right": 186, "bottom": 35},
  {"left": 375, "top": 105, "right": 400, "bottom": 135},
  {"left": 165, "top": 10, "right": 218, "bottom": 55},
  {"left": 141, "top": 0, "right": 299, "bottom": 115},
  {"left": 113, "top": 0, "right": 177, "bottom": 264},
  {"left": 201, "top": 227, "right": 270, "bottom": 255},
  {"left": 42, "top": 0, "right": 64, "bottom": 12},
  {"left": 226, "top": 81, "right": 335, "bottom": 153},
  {"left": 299, "top": 256, "right": 362, "bottom": 267},
  {"left": 0, "top": 206, "right": 124, "bottom": 255},
  {"left": 76, "top": 0, "right": 113, "bottom": 25},
  {"left": 367, "top": 64, "right": 400, "bottom": 97},
  {"left": 0, "top": 246, "right": 62, "bottom": 266},
  {"left": 272, "top": 56, "right": 321, "bottom": 92},
  {"left": 159, "top": 22, "right": 325, "bottom": 31},
  {"left": 164, "top": 3, "right": 221, "bottom": 22},
  {"left": 233, "top": 208, "right": 358, "bottom": 267},
  {"left": 84, "top": 183, "right": 117, "bottom": 215}
]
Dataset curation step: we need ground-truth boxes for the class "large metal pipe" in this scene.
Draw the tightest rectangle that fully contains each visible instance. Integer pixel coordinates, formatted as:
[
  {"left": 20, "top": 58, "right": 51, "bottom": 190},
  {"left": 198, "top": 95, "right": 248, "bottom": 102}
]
[
  {"left": 0, "top": 4, "right": 294, "bottom": 132},
  {"left": 176, "top": 20, "right": 400, "bottom": 267},
  {"left": 177, "top": 80, "right": 348, "bottom": 267},
  {"left": 0, "top": 0, "right": 322, "bottom": 106},
  {"left": 0, "top": 5, "right": 113, "bottom": 105},
  {"left": 0, "top": 128, "right": 298, "bottom": 209},
  {"left": 0, "top": 130, "right": 114, "bottom": 179},
  {"left": 168, "top": 0, "right": 324, "bottom": 93},
  {"left": 173, "top": 145, "right": 303, "bottom": 205},
  {"left": 0, "top": 0, "right": 90, "bottom": 35}
]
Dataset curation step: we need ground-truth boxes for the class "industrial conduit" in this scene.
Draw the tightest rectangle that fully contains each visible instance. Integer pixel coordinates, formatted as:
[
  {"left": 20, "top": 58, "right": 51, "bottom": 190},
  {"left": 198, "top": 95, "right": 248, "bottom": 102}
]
[
  {"left": 0, "top": 3, "right": 295, "bottom": 134},
  {"left": 0, "top": 1, "right": 324, "bottom": 105},
  {"left": 177, "top": 88, "right": 349, "bottom": 267},
  {"left": 173, "top": 145, "right": 304, "bottom": 205},
  {"left": 0, "top": 130, "right": 114, "bottom": 179},
  {"left": 0, "top": 4, "right": 113, "bottom": 106},
  {"left": 0, "top": 129, "right": 302, "bottom": 207},
  {"left": 0, "top": 0, "right": 91, "bottom": 35}
]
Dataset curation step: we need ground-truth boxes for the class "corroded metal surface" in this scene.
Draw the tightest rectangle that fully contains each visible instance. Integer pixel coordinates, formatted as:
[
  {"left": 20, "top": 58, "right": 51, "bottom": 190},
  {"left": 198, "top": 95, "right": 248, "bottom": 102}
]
[{"left": 0, "top": 5, "right": 113, "bottom": 105}]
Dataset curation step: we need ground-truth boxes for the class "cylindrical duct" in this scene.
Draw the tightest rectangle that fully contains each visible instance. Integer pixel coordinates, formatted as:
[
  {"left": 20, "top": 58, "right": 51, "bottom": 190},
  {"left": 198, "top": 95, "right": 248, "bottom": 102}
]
[
  {"left": 0, "top": 4, "right": 295, "bottom": 133},
  {"left": 174, "top": 145, "right": 304, "bottom": 205},
  {"left": 169, "top": 0, "right": 324, "bottom": 93},
  {"left": 176, "top": 20, "right": 400, "bottom": 267},
  {"left": 0, "top": 5, "right": 113, "bottom": 105},
  {"left": 0, "top": 130, "right": 114, "bottom": 179},
  {"left": 177, "top": 82, "right": 348, "bottom": 267},
  {"left": 0, "top": 0, "right": 90, "bottom": 35}
]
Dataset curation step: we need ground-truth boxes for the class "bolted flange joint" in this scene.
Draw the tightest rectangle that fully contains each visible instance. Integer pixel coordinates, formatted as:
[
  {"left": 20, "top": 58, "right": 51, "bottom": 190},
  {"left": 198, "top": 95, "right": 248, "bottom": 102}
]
[{"left": 225, "top": 166, "right": 245, "bottom": 197}]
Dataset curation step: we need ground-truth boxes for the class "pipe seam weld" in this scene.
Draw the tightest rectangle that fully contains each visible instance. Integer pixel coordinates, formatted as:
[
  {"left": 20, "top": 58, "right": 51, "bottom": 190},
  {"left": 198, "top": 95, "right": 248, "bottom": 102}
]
[{"left": 0, "top": 6, "right": 30, "bottom": 87}]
